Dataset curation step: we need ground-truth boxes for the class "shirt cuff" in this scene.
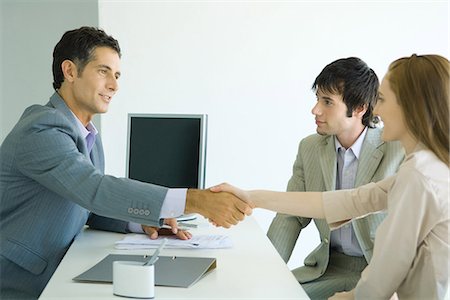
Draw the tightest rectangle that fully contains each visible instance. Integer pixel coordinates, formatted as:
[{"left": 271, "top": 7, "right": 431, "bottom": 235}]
[
  {"left": 127, "top": 222, "right": 145, "bottom": 233},
  {"left": 159, "top": 188, "right": 187, "bottom": 218}
]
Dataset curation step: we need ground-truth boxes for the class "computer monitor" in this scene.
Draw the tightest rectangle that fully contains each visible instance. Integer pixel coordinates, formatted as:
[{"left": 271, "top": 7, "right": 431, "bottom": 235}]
[{"left": 126, "top": 113, "right": 207, "bottom": 189}]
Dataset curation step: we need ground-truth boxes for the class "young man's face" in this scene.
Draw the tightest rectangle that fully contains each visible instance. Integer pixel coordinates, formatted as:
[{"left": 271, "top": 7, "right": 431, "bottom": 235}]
[
  {"left": 311, "top": 88, "right": 363, "bottom": 138},
  {"left": 70, "top": 46, "right": 121, "bottom": 124}
]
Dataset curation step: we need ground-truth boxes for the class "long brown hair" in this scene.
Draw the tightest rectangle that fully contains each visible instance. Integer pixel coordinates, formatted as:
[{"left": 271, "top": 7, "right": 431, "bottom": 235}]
[{"left": 387, "top": 54, "right": 449, "bottom": 166}]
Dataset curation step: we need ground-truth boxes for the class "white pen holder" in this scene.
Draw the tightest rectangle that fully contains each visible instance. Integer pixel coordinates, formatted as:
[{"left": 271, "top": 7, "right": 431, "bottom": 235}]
[{"left": 113, "top": 261, "right": 155, "bottom": 299}]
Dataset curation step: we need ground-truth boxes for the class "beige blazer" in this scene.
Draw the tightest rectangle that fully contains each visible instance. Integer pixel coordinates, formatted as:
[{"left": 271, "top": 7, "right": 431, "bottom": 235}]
[
  {"left": 267, "top": 127, "right": 404, "bottom": 283},
  {"left": 323, "top": 145, "right": 449, "bottom": 299}
]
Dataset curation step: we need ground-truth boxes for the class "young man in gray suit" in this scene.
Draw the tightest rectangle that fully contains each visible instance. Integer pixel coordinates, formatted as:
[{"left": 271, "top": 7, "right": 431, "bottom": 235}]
[
  {"left": 267, "top": 57, "right": 404, "bottom": 299},
  {"left": 0, "top": 27, "right": 251, "bottom": 300}
]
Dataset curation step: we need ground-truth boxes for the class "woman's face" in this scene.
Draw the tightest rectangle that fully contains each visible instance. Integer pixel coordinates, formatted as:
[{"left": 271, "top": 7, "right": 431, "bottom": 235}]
[{"left": 374, "top": 76, "right": 408, "bottom": 142}]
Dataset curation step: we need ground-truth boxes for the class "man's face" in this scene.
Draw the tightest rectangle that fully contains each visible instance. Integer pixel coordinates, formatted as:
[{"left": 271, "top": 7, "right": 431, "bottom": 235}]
[
  {"left": 311, "top": 89, "right": 362, "bottom": 137},
  {"left": 70, "top": 46, "right": 121, "bottom": 124}
]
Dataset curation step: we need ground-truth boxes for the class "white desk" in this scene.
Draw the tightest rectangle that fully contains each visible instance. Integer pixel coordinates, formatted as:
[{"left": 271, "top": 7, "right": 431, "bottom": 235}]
[{"left": 39, "top": 216, "right": 309, "bottom": 299}]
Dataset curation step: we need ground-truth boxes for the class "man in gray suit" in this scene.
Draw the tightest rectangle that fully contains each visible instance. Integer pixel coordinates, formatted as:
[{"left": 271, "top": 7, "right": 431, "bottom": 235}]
[
  {"left": 0, "top": 27, "right": 251, "bottom": 300},
  {"left": 267, "top": 57, "right": 404, "bottom": 299}
]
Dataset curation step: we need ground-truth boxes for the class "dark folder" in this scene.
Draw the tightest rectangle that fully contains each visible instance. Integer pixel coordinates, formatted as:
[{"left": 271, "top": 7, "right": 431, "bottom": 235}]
[{"left": 73, "top": 254, "right": 216, "bottom": 288}]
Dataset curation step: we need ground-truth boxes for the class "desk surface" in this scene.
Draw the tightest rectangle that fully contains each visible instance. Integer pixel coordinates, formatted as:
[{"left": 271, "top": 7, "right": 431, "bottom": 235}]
[{"left": 39, "top": 216, "right": 309, "bottom": 299}]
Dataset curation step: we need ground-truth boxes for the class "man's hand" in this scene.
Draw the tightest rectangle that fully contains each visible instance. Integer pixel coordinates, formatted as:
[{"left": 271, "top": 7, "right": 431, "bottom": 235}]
[
  {"left": 185, "top": 189, "right": 252, "bottom": 228},
  {"left": 142, "top": 218, "right": 192, "bottom": 240}
]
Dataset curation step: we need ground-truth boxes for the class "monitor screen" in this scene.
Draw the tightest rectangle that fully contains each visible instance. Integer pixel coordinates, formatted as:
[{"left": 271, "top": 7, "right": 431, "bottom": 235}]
[{"left": 126, "top": 114, "right": 207, "bottom": 189}]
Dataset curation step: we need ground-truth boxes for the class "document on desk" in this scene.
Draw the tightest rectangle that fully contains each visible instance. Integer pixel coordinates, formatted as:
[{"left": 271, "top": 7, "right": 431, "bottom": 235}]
[
  {"left": 73, "top": 254, "right": 217, "bottom": 288},
  {"left": 115, "top": 234, "right": 232, "bottom": 250}
]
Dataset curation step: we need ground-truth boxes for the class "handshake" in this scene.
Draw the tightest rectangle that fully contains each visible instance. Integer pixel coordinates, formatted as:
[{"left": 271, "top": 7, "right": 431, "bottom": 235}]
[
  {"left": 144, "top": 183, "right": 320, "bottom": 239},
  {"left": 143, "top": 183, "right": 255, "bottom": 239},
  {"left": 185, "top": 183, "right": 254, "bottom": 228}
]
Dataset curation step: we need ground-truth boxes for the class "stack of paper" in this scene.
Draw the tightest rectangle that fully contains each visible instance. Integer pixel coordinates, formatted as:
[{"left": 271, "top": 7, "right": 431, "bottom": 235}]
[{"left": 115, "top": 234, "right": 232, "bottom": 250}]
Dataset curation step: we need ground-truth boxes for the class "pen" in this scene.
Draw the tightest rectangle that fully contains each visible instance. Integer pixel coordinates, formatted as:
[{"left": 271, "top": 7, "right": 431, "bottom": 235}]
[
  {"left": 178, "top": 222, "right": 198, "bottom": 228},
  {"left": 143, "top": 238, "right": 167, "bottom": 266},
  {"left": 161, "top": 223, "right": 197, "bottom": 231}
]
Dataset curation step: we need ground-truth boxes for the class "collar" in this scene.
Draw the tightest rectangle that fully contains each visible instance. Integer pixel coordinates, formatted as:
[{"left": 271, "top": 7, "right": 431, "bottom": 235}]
[
  {"left": 334, "top": 127, "right": 368, "bottom": 159},
  {"left": 70, "top": 110, "right": 98, "bottom": 138},
  {"left": 50, "top": 92, "right": 98, "bottom": 137}
]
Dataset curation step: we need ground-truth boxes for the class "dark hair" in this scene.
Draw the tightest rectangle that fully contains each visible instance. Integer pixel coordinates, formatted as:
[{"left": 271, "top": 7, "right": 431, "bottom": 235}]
[
  {"left": 387, "top": 54, "right": 449, "bottom": 166},
  {"left": 312, "top": 57, "right": 379, "bottom": 127},
  {"left": 52, "top": 26, "right": 121, "bottom": 90}
]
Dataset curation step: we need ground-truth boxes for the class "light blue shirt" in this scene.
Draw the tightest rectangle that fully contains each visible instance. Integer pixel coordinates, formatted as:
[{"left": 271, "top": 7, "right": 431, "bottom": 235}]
[
  {"left": 72, "top": 114, "right": 186, "bottom": 233},
  {"left": 330, "top": 127, "right": 368, "bottom": 256}
]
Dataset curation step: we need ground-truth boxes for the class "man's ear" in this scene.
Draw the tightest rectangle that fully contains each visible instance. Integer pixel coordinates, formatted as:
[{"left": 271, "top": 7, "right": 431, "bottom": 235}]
[
  {"left": 353, "top": 104, "right": 368, "bottom": 118},
  {"left": 61, "top": 60, "right": 77, "bottom": 83}
]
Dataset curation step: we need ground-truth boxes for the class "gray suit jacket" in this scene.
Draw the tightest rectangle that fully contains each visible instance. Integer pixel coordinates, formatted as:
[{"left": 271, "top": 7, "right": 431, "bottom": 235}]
[
  {"left": 267, "top": 128, "right": 404, "bottom": 283},
  {"left": 0, "top": 93, "right": 168, "bottom": 298}
]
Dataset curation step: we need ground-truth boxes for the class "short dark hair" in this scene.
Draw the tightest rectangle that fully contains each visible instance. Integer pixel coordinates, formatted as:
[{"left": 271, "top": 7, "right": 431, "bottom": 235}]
[
  {"left": 312, "top": 57, "right": 379, "bottom": 127},
  {"left": 52, "top": 26, "right": 121, "bottom": 90}
]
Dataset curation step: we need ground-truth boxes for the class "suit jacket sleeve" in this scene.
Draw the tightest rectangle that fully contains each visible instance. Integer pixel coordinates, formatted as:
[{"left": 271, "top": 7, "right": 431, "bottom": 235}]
[
  {"left": 86, "top": 213, "right": 129, "bottom": 233},
  {"left": 267, "top": 139, "right": 312, "bottom": 262},
  {"left": 15, "top": 107, "right": 168, "bottom": 227}
]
